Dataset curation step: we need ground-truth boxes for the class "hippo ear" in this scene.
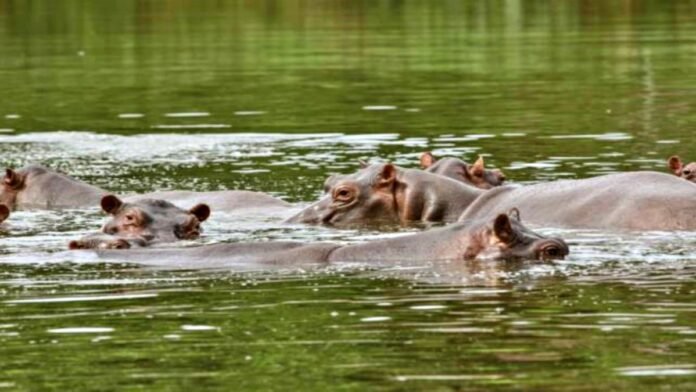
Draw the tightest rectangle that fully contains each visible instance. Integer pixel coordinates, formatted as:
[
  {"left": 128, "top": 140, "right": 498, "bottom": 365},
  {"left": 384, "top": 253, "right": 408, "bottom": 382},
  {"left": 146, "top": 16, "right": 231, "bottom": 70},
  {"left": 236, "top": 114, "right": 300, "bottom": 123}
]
[
  {"left": 4, "top": 168, "right": 22, "bottom": 188},
  {"left": 101, "top": 195, "right": 123, "bottom": 215},
  {"left": 378, "top": 163, "right": 397, "bottom": 186},
  {"left": 0, "top": 204, "right": 9, "bottom": 223},
  {"left": 493, "top": 213, "right": 514, "bottom": 244},
  {"left": 420, "top": 152, "right": 436, "bottom": 169},
  {"left": 668, "top": 155, "right": 683, "bottom": 175},
  {"left": 470, "top": 156, "right": 485, "bottom": 177},
  {"left": 190, "top": 203, "right": 211, "bottom": 222},
  {"left": 508, "top": 207, "right": 521, "bottom": 222},
  {"left": 358, "top": 160, "right": 369, "bottom": 169}
]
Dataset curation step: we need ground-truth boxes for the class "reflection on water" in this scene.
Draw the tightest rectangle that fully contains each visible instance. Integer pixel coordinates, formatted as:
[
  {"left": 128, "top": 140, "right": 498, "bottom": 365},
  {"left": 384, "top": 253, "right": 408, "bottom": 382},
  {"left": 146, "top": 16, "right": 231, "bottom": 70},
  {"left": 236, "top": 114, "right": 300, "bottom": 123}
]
[{"left": 1, "top": 0, "right": 696, "bottom": 390}]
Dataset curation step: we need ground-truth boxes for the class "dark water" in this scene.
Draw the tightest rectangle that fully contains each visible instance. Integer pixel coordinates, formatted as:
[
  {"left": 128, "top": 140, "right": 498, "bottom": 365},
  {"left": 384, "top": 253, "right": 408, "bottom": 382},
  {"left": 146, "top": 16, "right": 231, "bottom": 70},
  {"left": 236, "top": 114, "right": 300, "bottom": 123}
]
[{"left": 0, "top": 1, "right": 695, "bottom": 390}]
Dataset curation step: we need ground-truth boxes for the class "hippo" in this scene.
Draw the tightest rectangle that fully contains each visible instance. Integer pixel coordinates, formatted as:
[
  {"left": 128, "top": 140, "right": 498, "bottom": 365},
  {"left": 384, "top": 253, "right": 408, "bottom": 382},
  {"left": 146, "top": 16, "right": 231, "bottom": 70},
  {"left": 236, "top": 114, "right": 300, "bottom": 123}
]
[
  {"left": 99, "top": 195, "right": 211, "bottom": 243},
  {"left": 68, "top": 233, "right": 147, "bottom": 250},
  {"left": 77, "top": 212, "right": 569, "bottom": 268},
  {"left": 0, "top": 165, "right": 105, "bottom": 209},
  {"left": 298, "top": 163, "right": 696, "bottom": 231},
  {"left": 668, "top": 155, "right": 696, "bottom": 183},
  {"left": 287, "top": 163, "right": 485, "bottom": 227},
  {"left": 420, "top": 152, "right": 506, "bottom": 189},
  {"left": 0, "top": 164, "right": 291, "bottom": 212},
  {"left": 458, "top": 171, "right": 696, "bottom": 231}
]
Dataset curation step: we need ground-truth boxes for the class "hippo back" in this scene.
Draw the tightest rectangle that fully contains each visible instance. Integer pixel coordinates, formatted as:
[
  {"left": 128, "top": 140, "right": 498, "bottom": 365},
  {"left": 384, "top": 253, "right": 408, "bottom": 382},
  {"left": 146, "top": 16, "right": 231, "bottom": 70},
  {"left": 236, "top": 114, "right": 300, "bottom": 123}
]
[{"left": 458, "top": 171, "right": 696, "bottom": 231}]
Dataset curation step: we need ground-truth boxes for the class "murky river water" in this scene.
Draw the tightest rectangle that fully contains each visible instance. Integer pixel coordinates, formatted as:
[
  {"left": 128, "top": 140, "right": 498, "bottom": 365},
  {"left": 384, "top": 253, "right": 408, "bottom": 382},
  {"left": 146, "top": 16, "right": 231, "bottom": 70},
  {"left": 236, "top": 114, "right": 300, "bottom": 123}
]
[{"left": 0, "top": 1, "right": 695, "bottom": 390}]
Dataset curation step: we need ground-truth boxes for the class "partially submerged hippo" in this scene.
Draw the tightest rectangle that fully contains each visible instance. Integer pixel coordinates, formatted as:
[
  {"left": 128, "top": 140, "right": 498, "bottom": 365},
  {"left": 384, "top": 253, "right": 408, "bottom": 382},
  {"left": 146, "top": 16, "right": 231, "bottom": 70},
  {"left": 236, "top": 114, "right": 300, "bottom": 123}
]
[
  {"left": 458, "top": 171, "right": 696, "bottom": 231},
  {"left": 100, "top": 195, "right": 210, "bottom": 243},
  {"left": 81, "top": 212, "right": 569, "bottom": 268},
  {"left": 0, "top": 164, "right": 291, "bottom": 212},
  {"left": 668, "top": 155, "right": 696, "bottom": 183},
  {"left": 288, "top": 163, "right": 485, "bottom": 227},
  {"left": 420, "top": 152, "right": 506, "bottom": 189},
  {"left": 0, "top": 165, "right": 105, "bottom": 209},
  {"left": 68, "top": 233, "right": 147, "bottom": 250}
]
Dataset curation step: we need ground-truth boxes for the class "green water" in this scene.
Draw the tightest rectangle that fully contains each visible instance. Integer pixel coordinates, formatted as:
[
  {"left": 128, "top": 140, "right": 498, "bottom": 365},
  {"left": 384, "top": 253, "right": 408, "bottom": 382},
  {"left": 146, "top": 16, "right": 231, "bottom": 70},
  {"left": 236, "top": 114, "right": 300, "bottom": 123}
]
[{"left": 0, "top": 1, "right": 695, "bottom": 390}]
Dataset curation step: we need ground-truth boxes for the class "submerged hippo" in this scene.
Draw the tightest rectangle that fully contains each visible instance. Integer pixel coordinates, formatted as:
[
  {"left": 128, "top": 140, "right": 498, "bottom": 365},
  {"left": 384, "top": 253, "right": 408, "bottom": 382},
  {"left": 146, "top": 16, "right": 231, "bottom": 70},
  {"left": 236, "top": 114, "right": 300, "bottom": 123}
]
[
  {"left": 420, "top": 152, "right": 506, "bottom": 189},
  {"left": 458, "top": 171, "right": 696, "bottom": 231},
  {"left": 668, "top": 155, "right": 696, "bottom": 183},
  {"left": 0, "top": 164, "right": 291, "bottom": 212},
  {"left": 68, "top": 233, "right": 147, "bottom": 250},
  {"left": 0, "top": 165, "right": 105, "bottom": 209},
  {"left": 288, "top": 163, "right": 485, "bottom": 227},
  {"left": 78, "top": 212, "right": 569, "bottom": 268},
  {"left": 99, "top": 195, "right": 211, "bottom": 243},
  {"left": 296, "top": 163, "right": 696, "bottom": 231}
]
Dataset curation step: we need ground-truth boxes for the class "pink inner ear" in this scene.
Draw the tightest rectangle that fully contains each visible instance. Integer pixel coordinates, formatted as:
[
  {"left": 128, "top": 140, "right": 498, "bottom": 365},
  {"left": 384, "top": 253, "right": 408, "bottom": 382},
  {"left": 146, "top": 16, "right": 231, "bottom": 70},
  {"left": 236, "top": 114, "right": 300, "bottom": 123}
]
[
  {"left": 668, "top": 156, "right": 683, "bottom": 174},
  {"left": 190, "top": 204, "right": 211, "bottom": 222}
]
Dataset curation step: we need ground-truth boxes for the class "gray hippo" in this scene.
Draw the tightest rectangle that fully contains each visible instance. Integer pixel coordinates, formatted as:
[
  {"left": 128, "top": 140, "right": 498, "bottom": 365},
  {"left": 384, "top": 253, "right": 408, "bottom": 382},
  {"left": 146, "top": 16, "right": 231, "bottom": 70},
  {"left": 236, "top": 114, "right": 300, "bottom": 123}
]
[
  {"left": 288, "top": 163, "right": 484, "bottom": 226},
  {"left": 420, "top": 152, "right": 506, "bottom": 189},
  {"left": 0, "top": 164, "right": 291, "bottom": 211},
  {"left": 668, "top": 155, "right": 696, "bottom": 183},
  {"left": 99, "top": 195, "right": 210, "bottom": 243},
  {"left": 295, "top": 163, "right": 696, "bottom": 231},
  {"left": 71, "top": 211, "right": 569, "bottom": 267},
  {"left": 458, "top": 171, "right": 696, "bottom": 231},
  {"left": 68, "top": 233, "right": 148, "bottom": 250}
]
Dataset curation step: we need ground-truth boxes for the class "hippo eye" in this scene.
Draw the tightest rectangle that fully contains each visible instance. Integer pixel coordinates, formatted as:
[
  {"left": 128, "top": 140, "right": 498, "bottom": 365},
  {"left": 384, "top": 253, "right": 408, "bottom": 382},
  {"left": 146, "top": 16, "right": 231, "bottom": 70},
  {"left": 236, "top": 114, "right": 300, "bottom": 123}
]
[
  {"left": 542, "top": 246, "right": 562, "bottom": 258},
  {"left": 333, "top": 187, "right": 355, "bottom": 202}
]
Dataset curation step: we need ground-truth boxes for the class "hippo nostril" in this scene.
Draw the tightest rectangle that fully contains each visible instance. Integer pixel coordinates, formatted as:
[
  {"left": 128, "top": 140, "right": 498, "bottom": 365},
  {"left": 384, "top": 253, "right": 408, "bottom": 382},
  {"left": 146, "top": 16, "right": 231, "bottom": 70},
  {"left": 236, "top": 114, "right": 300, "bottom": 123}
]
[{"left": 683, "top": 170, "right": 692, "bottom": 176}]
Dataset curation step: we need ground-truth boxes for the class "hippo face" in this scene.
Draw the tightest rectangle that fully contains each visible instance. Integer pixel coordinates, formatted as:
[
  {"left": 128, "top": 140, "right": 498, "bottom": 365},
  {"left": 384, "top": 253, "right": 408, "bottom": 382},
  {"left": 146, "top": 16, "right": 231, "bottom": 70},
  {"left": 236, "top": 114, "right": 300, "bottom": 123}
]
[
  {"left": 470, "top": 209, "right": 569, "bottom": 261},
  {"left": 668, "top": 156, "right": 696, "bottom": 183},
  {"left": 420, "top": 152, "right": 505, "bottom": 189},
  {"left": 290, "top": 163, "right": 399, "bottom": 226},
  {"left": 100, "top": 195, "right": 210, "bottom": 243},
  {"left": 69, "top": 233, "right": 148, "bottom": 250}
]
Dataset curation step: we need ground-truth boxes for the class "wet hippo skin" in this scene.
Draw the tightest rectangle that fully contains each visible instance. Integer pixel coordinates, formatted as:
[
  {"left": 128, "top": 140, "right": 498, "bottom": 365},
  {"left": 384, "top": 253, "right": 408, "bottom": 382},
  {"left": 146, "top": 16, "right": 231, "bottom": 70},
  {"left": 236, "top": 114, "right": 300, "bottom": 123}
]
[
  {"left": 458, "top": 171, "right": 696, "bottom": 231},
  {"left": 0, "top": 164, "right": 291, "bottom": 212},
  {"left": 668, "top": 155, "right": 696, "bottom": 183},
  {"left": 288, "top": 163, "right": 485, "bottom": 226},
  {"left": 420, "top": 152, "right": 506, "bottom": 189},
  {"left": 89, "top": 212, "right": 569, "bottom": 268}
]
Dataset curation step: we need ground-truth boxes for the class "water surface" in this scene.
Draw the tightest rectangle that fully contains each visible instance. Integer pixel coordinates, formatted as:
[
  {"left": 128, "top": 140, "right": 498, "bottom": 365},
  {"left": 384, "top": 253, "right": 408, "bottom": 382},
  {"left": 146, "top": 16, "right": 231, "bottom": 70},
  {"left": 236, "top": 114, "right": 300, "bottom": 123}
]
[{"left": 0, "top": 1, "right": 695, "bottom": 391}]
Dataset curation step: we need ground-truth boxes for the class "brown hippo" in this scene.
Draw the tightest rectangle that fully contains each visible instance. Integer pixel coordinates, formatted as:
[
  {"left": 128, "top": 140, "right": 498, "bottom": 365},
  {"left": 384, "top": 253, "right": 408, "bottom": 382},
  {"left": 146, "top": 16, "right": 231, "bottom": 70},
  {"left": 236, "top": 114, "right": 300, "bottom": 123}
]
[
  {"left": 79, "top": 212, "right": 569, "bottom": 268},
  {"left": 287, "top": 163, "right": 485, "bottom": 227},
  {"left": 668, "top": 155, "right": 696, "bottom": 183},
  {"left": 100, "top": 195, "right": 210, "bottom": 243},
  {"left": 0, "top": 164, "right": 291, "bottom": 212},
  {"left": 298, "top": 163, "right": 696, "bottom": 231},
  {"left": 420, "top": 152, "right": 506, "bottom": 189},
  {"left": 0, "top": 204, "right": 8, "bottom": 224},
  {"left": 458, "top": 171, "right": 696, "bottom": 231}
]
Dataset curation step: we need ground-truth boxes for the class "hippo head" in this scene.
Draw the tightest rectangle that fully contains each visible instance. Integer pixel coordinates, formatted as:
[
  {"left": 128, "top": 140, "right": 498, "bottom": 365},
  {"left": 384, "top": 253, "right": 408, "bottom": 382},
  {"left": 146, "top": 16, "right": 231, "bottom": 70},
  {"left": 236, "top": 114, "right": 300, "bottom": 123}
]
[
  {"left": 420, "top": 152, "right": 505, "bottom": 189},
  {"left": 68, "top": 233, "right": 148, "bottom": 250},
  {"left": 668, "top": 156, "right": 696, "bottom": 183},
  {"left": 100, "top": 195, "right": 210, "bottom": 243},
  {"left": 466, "top": 209, "right": 569, "bottom": 261},
  {"left": 289, "top": 163, "right": 400, "bottom": 227},
  {"left": 0, "top": 168, "right": 27, "bottom": 209},
  {"left": 0, "top": 204, "right": 9, "bottom": 224}
]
